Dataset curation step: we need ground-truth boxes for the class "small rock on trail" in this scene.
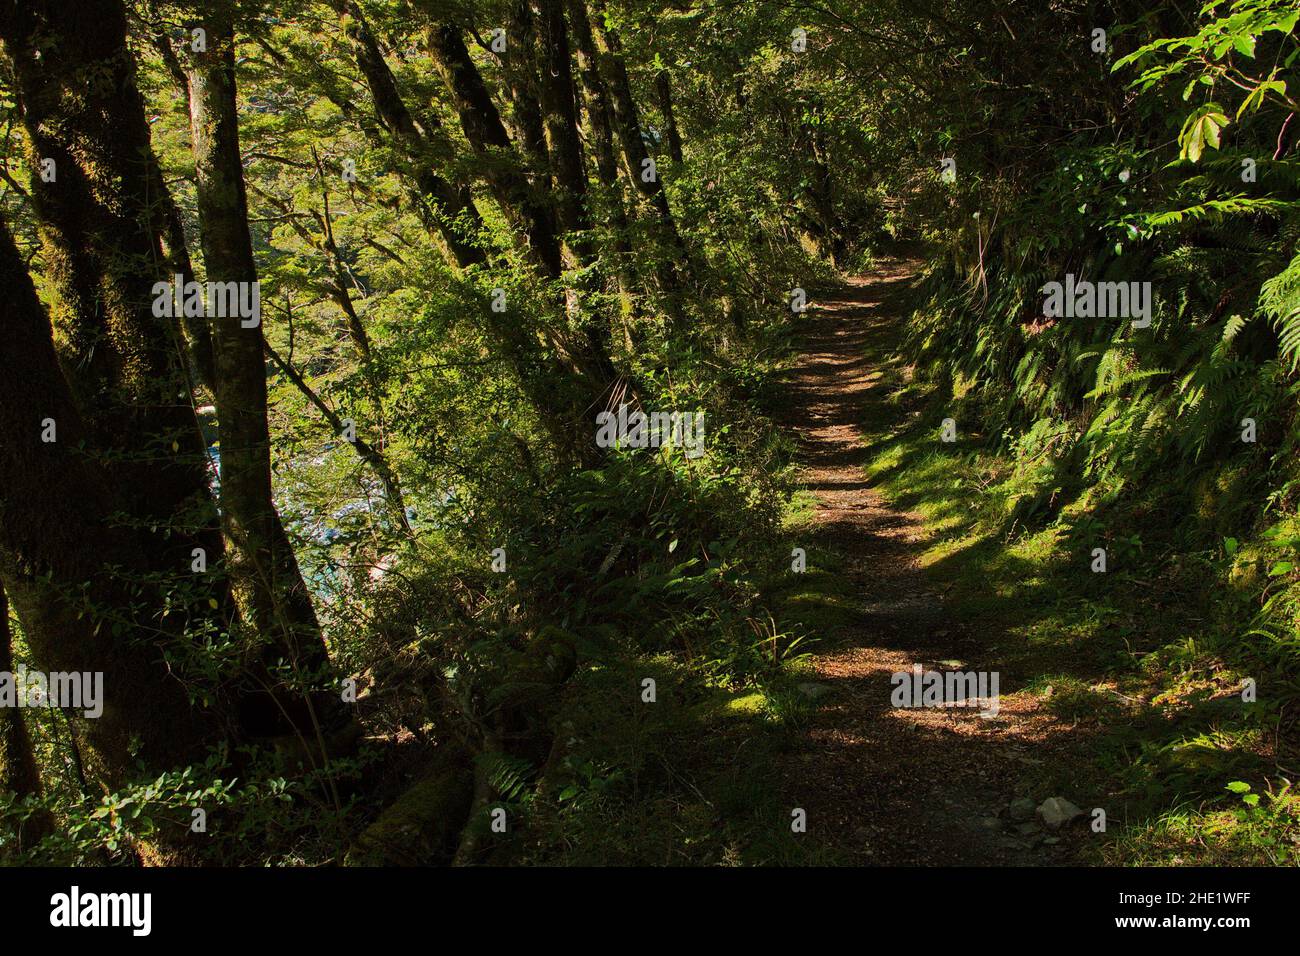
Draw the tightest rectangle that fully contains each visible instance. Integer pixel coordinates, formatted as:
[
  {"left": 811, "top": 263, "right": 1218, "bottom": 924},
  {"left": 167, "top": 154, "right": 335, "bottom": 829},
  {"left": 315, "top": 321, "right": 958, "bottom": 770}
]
[{"left": 1038, "top": 797, "right": 1084, "bottom": 830}]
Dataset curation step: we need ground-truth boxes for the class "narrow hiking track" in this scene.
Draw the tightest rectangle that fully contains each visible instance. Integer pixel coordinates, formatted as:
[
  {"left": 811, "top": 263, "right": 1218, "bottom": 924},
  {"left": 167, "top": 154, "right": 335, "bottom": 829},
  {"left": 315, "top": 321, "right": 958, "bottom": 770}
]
[{"left": 779, "top": 260, "right": 1072, "bottom": 865}]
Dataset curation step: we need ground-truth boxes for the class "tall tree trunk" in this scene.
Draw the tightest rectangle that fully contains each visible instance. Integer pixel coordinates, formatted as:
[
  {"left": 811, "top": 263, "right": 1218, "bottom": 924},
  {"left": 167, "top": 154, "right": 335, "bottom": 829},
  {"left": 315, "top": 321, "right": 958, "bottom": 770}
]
[
  {"left": 428, "top": 17, "right": 619, "bottom": 454},
  {"left": 793, "top": 100, "right": 842, "bottom": 266},
  {"left": 580, "top": 0, "right": 691, "bottom": 301},
  {"left": 184, "top": 7, "right": 340, "bottom": 740},
  {"left": 0, "top": 581, "right": 52, "bottom": 849},
  {"left": 428, "top": 19, "right": 566, "bottom": 278},
  {"left": 534, "top": 0, "right": 592, "bottom": 263},
  {"left": 324, "top": 2, "right": 601, "bottom": 463},
  {"left": 147, "top": 144, "right": 218, "bottom": 389},
  {"left": 503, "top": 0, "right": 553, "bottom": 186},
  {"left": 0, "top": 0, "right": 223, "bottom": 577},
  {"left": 332, "top": 0, "right": 488, "bottom": 270},
  {"left": 566, "top": 0, "right": 640, "bottom": 326},
  {"left": 655, "top": 69, "right": 685, "bottom": 165},
  {"left": 0, "top": 211, "right": 218, "bottom": 787},
  {"left": 533, "top": 0, "right": 619, "bottom": 378},
  {"left": 129, "top": 7, "right": 217, "bottom": 391}
]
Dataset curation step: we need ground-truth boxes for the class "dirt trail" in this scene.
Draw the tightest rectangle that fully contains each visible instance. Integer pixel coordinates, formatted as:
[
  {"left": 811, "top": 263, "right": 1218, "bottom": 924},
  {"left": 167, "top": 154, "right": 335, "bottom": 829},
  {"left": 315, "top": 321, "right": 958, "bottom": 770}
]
[{"left": 779, "top": 259, "right": 1066, "bottom": 865}]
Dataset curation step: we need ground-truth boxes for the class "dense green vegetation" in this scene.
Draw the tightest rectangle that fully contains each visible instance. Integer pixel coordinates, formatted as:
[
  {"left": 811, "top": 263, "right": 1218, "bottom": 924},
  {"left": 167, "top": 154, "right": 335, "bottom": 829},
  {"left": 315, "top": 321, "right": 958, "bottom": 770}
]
[{"left": 1, "top": 0, "right": 1298, "bottom": 866}]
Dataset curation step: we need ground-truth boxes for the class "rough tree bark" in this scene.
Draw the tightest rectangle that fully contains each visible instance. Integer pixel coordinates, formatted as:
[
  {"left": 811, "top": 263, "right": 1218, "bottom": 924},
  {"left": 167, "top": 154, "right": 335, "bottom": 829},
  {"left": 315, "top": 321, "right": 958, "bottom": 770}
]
[
  {"left": 566, "top": 0, "right": 640, "bottom": 320},
  {"left": 183, "top": 7, "right": 343, "bottom": 741},
  {"left": 427, "top": 15, "right": 621, "bottom": 452},
  {"left": 532, "top": 0, "right": 620, "bottom": 377},
  {"left": 534, "top": 0, "right": 593, "bottom": 264},
  {"left": 0, "top": 211, "right": 218, "bottom": 787},
  {"left": 655, "top": 69, "right": 685, "bottom": 165},
  {"left": 579, "top": 0, "right": 691, "bottom": 301},
  {"left": 332, "top": 0, "right": 488, "bottom": 269},
  {"left": 325, "top": 2, "right": 603, "bottom": 463},
  {"left": 502, "top": 0, "right": 553, "bottom": 187},
  {"left": 0, "top": 0, "right": 223, "bottom": 579},
  {"left": 0, "top": 581, "right": 52, "bottom": 849},
  {"left": 428, "top": 19, "right": 566, "bottom": 278}
]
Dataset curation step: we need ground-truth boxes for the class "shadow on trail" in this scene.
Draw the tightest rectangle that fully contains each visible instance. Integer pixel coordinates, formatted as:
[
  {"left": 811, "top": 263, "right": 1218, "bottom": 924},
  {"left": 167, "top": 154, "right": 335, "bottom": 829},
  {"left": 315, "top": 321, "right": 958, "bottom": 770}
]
[{"left": 773, "top": 259, "right": 1108, "bottom": 866}]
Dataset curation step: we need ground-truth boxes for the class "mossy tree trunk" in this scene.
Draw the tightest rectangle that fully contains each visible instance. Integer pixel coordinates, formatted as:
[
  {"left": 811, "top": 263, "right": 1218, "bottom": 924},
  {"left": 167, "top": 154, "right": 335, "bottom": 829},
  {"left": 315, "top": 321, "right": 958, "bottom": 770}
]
[
  {"left": 0, "top": 581, "right": 53, "bottom": 848},
  {"left": 655, "top": 69, "right": 685, "bottom": 166},
  {"left": 533, "top": 0, "right": 622, "bottom": 386},
  {"left": 336, "top": 0, "right": 605, "bottom": 464},
  {"left": 427, "top": 14, "right": 620, "bottom": 462},
  {"left": 183, "top": 6, "right": 342, "bottom": 740},
  {"left": 0, "top": 211, "right": 218, "bottom": 787},
  {"left": 331, "top": 0, "right": 489, "bottom": 271},
  {"left": 428, "top": 18, "right": 566, "bottom": 277},
  {"left": 0, "top": 0, "right": 224, "bottom": 579},
  {"left": 566, "top": 0, "right": 640, "bottom": 325},
  {"left": 579, "top": 0, "right": 691, "bottom": 307},
  {"left": 503, "top": 0, "right": 554, "bottom": 187}
]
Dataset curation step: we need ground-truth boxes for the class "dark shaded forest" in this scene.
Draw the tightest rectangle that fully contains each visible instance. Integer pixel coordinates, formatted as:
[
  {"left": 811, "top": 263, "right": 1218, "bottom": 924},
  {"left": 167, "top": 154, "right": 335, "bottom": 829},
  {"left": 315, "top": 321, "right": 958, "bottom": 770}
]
[{"left": 1, "top": 0, "right": 1298, "bottom": 869}]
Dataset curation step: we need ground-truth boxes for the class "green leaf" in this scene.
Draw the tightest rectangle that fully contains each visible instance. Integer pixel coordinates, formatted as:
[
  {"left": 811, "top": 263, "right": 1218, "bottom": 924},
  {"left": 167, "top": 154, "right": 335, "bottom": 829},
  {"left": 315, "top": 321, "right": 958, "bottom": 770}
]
[
  {"left": 1237, "top": 79, "right": 1284, "bottom": 118},
  {"left": 1226, "top": 781, "right": 1251, "bottom": 794},
  {"left": 1179, "top": 105, "right": 1230, "bottom": 162}
]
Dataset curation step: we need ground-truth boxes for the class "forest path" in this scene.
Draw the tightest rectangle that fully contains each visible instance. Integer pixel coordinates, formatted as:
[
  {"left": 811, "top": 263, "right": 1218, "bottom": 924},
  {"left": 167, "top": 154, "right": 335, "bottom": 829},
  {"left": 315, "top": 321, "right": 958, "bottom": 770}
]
[{"left": 777, "top": 259, "right": 1062, "bottom": 865}]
